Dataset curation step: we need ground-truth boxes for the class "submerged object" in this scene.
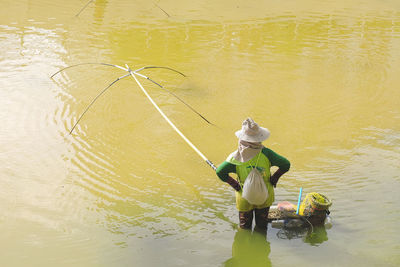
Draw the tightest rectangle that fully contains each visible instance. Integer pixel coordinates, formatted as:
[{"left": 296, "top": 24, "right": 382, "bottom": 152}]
[
  {"left": 271, "top": 218, "right": 304, "bottom": 229},
  {"left": 271, "top": 219, "right": 285, "bottom": 228},
  {"left": 269, "top": 192, "right": 332, "bottom": 229},
  {"left": 271, "top": 215, "right": 332, "bottom": 229}
]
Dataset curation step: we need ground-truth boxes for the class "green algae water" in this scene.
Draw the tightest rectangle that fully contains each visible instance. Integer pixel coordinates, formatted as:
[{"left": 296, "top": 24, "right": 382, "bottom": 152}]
[{"left": 1, "top": 0, "right": 400, "bottom": 266}]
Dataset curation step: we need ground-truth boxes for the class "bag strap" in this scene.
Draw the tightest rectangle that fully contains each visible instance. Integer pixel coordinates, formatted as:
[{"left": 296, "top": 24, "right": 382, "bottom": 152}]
[
  {"left": 237, "top": 152, "right": 263, "bottom": 187},
  {"left": 252, "top": 152, "right": 262, "bottom": 169}
]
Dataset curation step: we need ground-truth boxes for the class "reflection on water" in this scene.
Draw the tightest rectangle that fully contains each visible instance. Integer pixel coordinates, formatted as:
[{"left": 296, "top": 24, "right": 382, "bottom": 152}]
[
  {"left": 303, "top": 226, "right": 329, "bottom": 246},
  {"left": 225, "top": 229, "right": 271, "bottom": 267},
  {"left": 224, "top": 224, "right": 329, "bottom": 267},
  {"left": 275, "top": 225, "right": 329, "bottom": 246}
]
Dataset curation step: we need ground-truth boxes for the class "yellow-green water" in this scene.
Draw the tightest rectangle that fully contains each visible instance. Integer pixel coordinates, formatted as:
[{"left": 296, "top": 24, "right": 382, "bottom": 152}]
[{"left": 1, "top": 0, "right": 400, "bottom": 266}]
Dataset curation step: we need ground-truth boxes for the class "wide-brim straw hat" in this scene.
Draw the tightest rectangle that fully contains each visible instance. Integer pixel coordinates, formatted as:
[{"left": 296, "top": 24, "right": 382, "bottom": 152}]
[{"left": 235, "top": 118, "right": 270, "bottom": 143}]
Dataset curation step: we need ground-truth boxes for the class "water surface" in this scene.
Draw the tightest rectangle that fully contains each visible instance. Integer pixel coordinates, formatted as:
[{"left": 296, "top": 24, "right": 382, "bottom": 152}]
[{"left": 1, "top": 0, "right": 400, "bottom": 266}]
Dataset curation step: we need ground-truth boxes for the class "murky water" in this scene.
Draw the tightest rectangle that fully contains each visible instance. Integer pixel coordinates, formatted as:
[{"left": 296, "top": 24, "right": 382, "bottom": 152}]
[{"left": 1, "top": 0, "right": 400, "bottom": 266}]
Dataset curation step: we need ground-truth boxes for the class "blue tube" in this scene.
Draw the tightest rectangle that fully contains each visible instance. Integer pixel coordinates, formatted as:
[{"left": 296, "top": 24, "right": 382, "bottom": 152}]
[{"left": 296, "top": 187, "right": 303, "bottom": 215}]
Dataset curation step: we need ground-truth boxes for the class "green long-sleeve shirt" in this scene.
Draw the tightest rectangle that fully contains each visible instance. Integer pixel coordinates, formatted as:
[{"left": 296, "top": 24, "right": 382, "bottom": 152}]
[{"left": 216, "top": 147, "right": 290, "bottom": 182}]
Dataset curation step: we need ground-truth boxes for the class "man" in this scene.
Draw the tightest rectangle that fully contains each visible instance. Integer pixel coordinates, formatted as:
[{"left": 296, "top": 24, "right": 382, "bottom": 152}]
[{"left": 216, "top": 118, "right": 290, "bottom": 230}]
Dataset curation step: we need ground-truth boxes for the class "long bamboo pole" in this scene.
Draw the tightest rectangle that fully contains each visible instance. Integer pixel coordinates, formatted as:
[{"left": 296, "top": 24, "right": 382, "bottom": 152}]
[{"left": 127, "top": 66, "right": 217, "bottom": 171}]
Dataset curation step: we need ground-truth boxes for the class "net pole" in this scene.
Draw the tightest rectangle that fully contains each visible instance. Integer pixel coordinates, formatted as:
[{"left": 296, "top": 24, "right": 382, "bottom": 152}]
[{"left": 128, "top": 69, "right": 217, "bottom": 171}]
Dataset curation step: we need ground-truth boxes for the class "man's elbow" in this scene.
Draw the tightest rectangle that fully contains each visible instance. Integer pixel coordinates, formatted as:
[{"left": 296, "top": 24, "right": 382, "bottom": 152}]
[{"left": 282, "top": 161, "right": 291, "bottom": 173}]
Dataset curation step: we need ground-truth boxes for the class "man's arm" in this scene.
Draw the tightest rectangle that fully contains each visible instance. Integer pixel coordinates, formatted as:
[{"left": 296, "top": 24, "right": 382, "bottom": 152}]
[
  {"left": 262, "top": 147, "right": 291, "bottom": 187},
  {"left": 216, "top": 161, "right": 241, "bottom": 191}
]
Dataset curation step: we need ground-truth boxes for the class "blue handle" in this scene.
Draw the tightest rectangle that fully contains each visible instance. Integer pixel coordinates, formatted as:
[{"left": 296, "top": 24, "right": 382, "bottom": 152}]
[{"left": 296, "top": 187, "right": 303, "bottom": 215}]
